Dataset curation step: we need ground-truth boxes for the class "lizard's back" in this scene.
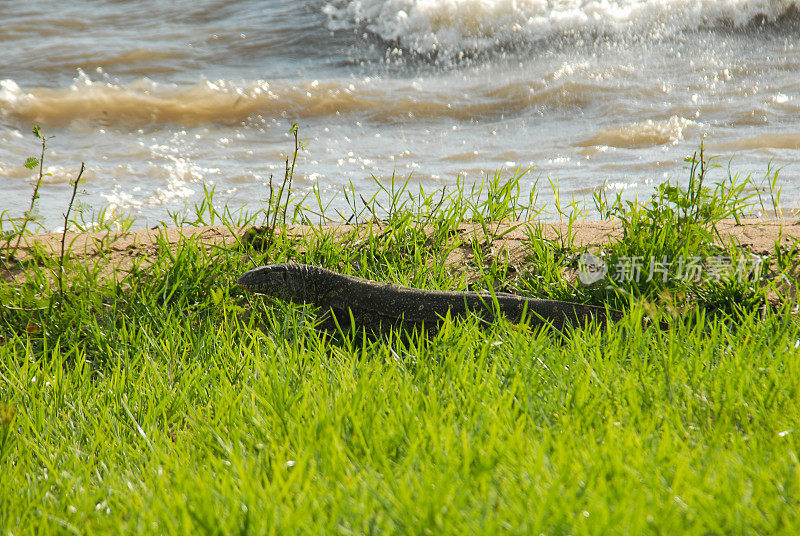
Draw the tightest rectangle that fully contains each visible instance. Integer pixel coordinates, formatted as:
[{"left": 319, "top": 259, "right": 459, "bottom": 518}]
[{"left": 306, "top": 265, "right": 621, "bottom": 330}]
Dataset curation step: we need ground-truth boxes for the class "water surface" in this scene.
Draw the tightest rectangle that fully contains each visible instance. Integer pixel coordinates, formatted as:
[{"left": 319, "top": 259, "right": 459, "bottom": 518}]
[{"left": 2, "top": 0, "right": 799, "bottom": 227}]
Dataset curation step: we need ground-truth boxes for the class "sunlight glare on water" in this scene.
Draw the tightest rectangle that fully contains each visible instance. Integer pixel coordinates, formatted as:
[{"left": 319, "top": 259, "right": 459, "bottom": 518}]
[{"left": 1, "top": 0, "right": 799, "bottom": 227}]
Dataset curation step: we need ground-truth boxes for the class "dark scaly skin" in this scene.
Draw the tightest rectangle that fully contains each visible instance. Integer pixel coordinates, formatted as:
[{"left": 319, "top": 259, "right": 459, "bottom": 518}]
[{"left": 237, "top": 263, "right": 624, "bottom": 332}]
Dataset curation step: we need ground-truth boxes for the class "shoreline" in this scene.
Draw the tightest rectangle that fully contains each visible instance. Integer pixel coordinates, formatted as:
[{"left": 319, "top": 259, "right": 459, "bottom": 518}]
[{"left": 5, "top": 218, "right": 800, "bottom": 285}]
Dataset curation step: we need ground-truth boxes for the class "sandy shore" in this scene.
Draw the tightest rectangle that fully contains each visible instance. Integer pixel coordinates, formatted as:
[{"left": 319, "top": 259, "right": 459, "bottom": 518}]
[{"left": 4, "top": 218, "right": 800, "bottom": 287}]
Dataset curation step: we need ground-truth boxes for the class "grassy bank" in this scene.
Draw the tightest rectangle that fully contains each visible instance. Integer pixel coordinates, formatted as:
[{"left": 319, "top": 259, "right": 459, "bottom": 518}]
[{"left": 2, "top": 140, "right": 800, "bottom": 534}]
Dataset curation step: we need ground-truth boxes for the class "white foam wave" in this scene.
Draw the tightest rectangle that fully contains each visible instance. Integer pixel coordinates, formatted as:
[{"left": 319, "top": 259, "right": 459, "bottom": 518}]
[{"left": 323, "top": 0, "right": 799, "bottom": 54}]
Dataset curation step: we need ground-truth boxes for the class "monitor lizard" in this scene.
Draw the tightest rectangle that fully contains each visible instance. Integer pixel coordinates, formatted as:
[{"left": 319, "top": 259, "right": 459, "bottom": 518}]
[{"left": 237, "top": 263, "right": 626, "bottom": 333}]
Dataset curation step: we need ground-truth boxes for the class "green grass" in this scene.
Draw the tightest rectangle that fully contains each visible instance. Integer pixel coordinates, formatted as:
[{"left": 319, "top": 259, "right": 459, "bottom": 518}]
[
  {"left": 2, "top": 138, "right": 800, "bottom": 534},
  {"left": 2, "top": 285, "right": 799, "bottom": 534}
]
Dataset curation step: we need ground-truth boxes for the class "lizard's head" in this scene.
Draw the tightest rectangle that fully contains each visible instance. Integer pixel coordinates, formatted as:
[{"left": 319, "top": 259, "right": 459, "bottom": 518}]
[{"left": 237, "top": 263, "right": 310, "bottom": 303}]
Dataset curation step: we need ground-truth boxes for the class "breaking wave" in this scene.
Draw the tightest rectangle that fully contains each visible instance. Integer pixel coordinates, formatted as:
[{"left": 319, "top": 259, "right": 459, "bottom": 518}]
[
  {"left": 323, "top": 0, "right": 800, "bottom": 56},
  {"left": 0, "top": 69, "right": 629, "bottom": 127},
  {"left": 579, "top": 116, "right": 700, "bottom": 148}
]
